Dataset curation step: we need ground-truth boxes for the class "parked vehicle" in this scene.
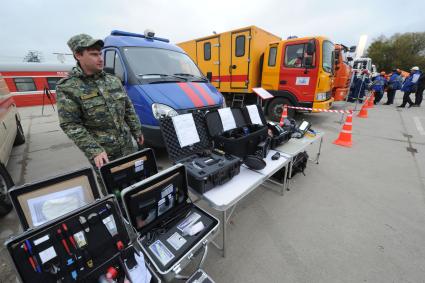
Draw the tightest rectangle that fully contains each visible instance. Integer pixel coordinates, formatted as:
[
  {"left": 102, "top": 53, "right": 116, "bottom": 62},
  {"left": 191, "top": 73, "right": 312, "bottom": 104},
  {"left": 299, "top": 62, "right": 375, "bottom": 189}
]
[
  {"left": 178, "top": 26, "right": 335, "bottom": 120},
  {"left": 0, "top": 77, "right": 25, "bottom": 216},
  {"left": 332, "top": 44, "right": 355, "bottom": 101},
  {"left": 0, "top": 63, "right": 72, "bottom": 107},
  {"left": 102, "top": 30, "right": 225, "bottom": 146}
]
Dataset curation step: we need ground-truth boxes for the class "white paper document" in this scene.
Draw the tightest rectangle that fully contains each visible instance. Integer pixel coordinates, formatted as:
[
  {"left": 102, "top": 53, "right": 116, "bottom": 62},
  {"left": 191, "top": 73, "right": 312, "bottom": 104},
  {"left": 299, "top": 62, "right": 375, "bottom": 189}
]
[
  {"left": 218, "top": 108, "right": 236, "bottom": 131},
  {"left": 172, "top": 114, "right": 200, "bottom": 147},
  {"left": 246, "top": 105, "right": 263, "bottom": 125},
  {"left": 167, "top": 232, "right": 187, "bottom": 251},
  {"left": 252, "top": 87, "right": 274, "bottom": 99},
  {"left": 126, "top": 251, "right": 152, "bottom": 283}
]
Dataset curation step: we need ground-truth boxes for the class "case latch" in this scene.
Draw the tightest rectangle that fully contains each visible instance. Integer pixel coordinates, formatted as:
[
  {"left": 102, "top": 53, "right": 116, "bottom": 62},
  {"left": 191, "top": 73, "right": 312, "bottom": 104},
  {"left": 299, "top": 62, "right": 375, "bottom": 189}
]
[{"left": 173, "top": 264, "right": 182, "bottom": 274}]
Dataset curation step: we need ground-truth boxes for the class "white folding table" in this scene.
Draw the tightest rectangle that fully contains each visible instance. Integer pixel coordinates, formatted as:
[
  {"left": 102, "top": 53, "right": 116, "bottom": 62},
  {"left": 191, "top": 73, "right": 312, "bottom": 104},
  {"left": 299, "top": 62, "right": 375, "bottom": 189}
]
[{"left": 190, "top": 150, "right": 290, "bottom": 257}]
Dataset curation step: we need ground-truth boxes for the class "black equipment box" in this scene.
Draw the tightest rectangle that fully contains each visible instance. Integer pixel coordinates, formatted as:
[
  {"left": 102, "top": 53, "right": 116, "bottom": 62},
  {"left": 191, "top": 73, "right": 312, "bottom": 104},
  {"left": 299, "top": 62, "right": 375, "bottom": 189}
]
[
  {"left": 159, "top": 113, "right": 241, "bottom": 194},
  {"left": 204, "top": 106, "right": 269, "bottom": 158},
  {"left": 100, "top": 149, "right": 158, "bottom": 202},
  {"left": 266, "top": 121, "right": 291, "bottom": 149},
  {"left": 5, "top": 196, "right": 160, "bottom": 283},
  {"left": 121, "top": 164, "right": 219, "bottom": 281},
  {"left": 8, "top": 167, "right": 100, "bottom": 230}
]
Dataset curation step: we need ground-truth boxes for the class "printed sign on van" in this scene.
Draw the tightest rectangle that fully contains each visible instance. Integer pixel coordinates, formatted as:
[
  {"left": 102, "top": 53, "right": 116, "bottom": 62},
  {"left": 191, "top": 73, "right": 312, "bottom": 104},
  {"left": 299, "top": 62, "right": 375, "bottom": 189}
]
[{"left": 295, "top": 77, "right": 310, "bottom": 86}]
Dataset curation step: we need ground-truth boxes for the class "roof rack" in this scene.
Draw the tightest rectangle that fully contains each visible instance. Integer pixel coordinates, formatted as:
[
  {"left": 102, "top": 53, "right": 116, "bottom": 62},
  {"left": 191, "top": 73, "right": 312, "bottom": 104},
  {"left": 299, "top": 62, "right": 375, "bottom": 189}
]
[{"left": 110, "top": 30, "right": 170, "bottom": 43}]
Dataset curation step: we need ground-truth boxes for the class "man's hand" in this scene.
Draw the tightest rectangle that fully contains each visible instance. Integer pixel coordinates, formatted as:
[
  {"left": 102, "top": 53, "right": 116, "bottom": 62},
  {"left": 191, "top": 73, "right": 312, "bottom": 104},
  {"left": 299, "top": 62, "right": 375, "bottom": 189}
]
[
  {"left": 137, "top": 135, "right": 144, "bottom": 146},
  {"left": 94, "top": 151, "right": 109, "bottom": 168}
]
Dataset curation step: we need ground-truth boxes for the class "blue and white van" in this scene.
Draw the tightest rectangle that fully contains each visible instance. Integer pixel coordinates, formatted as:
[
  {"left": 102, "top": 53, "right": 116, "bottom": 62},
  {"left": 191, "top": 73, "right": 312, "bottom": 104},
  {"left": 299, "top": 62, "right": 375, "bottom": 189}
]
[{"left": 102, "top": 30, "right": 224, "bottom": 146}]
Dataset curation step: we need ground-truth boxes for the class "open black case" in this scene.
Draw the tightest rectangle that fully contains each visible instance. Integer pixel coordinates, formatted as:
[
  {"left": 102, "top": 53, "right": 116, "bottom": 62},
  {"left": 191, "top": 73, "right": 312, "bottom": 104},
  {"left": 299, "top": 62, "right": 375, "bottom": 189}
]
[
  {"left": 159, "top": 112, "right": 241, "bottom": 194},
  {"left": 8, "top": 167, "right": 100, "bottom": 230},
  {"left": 5, "top": 196, "right": 160, "bottom": 283},
  {"left": 100, "top": 149, "right": 158, "bottom": 207},
  {"left": 204, "top": 106, "right": 269, "bottom": 158},
  {"left": 121, "top": 164, "right": 219, "bottom": 281}
]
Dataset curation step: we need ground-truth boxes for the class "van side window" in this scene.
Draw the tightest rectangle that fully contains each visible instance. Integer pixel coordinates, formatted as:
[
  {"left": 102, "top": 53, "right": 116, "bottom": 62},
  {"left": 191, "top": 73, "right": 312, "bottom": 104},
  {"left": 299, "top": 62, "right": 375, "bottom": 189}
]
[
  {"left": 104, "top": 50, "right": 125, "bottom": 81},
  {"left": 204, "top": 42, "right": 211, "bottom": 61},
  {"left": 14, "top": 78, "right": 36, "bottom": 92},
  {"left": 235, "top": 35, "right": 245, "bottom": 57},
  {"left": 285, "top": 44, "right": 305, "bottom": 68},
  {"left": 114, "top": 53, "right": 125, "bottom": 81},
  {"left": 47, "top": 77, "right": 61, "bottom": 90},
  {"left": 104, "top": 50, "right": 115, "bottom": 69},
  {"left": 268, "top": 47, "right": 277, "bottom": 66}
]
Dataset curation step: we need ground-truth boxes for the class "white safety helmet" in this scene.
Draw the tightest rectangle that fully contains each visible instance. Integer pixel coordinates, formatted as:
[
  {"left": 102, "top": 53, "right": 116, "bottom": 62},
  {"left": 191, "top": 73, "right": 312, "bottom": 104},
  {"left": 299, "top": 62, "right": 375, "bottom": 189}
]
[{"left": 411, "top": 66, "right": 420, "bottom": 71}]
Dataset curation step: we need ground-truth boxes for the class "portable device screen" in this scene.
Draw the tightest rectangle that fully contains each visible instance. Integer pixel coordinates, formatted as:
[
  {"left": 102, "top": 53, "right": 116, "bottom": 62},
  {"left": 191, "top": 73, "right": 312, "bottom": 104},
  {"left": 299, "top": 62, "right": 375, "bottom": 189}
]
[{"left": 299, "top": 121, "right": 310, "bottom": 131}]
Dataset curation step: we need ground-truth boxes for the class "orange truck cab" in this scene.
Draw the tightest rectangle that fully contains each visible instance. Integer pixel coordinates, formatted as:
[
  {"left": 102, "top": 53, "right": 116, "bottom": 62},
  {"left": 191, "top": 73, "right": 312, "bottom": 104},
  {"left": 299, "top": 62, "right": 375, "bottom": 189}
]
[
  {"left": 332, "top": 44, "right": 355, "bottom": 101},
  {"left": 178, "top": 26, "right": 335, "bottom": 120}
]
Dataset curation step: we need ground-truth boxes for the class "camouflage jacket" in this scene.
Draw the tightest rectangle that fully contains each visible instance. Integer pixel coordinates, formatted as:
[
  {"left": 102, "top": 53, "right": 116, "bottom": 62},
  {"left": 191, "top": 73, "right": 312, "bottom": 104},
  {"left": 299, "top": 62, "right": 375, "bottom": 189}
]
[{"left": 56, "top": 65, "right": 142, "bottom": 161}]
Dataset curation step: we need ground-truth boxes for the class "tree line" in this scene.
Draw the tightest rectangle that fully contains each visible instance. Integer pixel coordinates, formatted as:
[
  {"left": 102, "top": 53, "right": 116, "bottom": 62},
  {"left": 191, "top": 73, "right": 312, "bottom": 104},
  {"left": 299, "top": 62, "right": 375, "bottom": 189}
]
[{"left": 366, "top": 32, "right": 425, "bottom": 72}]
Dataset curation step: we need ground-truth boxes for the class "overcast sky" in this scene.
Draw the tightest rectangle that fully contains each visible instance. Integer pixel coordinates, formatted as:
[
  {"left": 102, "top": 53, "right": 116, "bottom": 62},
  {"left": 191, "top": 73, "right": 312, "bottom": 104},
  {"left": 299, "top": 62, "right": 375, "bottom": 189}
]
[{"left": 1, "top": 0, "right": 424, "bottom": 63}]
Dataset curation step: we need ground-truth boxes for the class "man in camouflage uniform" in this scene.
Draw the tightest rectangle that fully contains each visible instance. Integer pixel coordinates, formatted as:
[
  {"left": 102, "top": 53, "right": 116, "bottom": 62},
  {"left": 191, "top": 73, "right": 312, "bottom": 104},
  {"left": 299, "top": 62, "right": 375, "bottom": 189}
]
[{"left": 57, "top": 34, "right": 144, "bottom": 175}]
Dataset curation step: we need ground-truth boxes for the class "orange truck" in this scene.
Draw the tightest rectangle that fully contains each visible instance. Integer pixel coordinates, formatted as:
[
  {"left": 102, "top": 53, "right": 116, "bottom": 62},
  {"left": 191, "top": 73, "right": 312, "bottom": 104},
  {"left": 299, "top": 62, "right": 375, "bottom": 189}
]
[
  {"left": 332, "top": 44, "right": 355, "bottom": 101},
  {"left": 178, "top": 26, "right": 335, "bottom": 120}
]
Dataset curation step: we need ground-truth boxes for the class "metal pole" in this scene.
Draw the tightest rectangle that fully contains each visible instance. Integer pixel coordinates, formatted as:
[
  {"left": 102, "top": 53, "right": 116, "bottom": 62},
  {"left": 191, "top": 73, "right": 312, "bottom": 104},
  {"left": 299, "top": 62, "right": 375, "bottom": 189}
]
[
  {"left": 353, "top": 73, "right": 366, "bottom": 112},
  {"left": 338, "top": 71, "right": 356, "bottom": 124}
]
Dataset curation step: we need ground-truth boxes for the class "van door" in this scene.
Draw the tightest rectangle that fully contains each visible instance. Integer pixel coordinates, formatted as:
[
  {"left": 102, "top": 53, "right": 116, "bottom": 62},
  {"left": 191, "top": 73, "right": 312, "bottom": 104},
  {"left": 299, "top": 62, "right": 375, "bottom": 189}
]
[
  {"left": 196, "top": 37, "right": 220, "bottom": 88},
  {"left": 230, "top": 30, "right": 250, "bottom": 89}
]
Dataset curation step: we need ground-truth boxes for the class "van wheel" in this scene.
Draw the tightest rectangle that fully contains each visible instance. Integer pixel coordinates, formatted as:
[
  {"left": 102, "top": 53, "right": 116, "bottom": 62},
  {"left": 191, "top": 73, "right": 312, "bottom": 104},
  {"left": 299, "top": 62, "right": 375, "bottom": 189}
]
[
  {"left": 0, "top": 164, "right": 14, "bottom": 217},
  {"left": 13, "top": 119, "right": 25, "bottom": 146},
  {"left": 267, "top": 98, "right": 295, "bottom": 122}
]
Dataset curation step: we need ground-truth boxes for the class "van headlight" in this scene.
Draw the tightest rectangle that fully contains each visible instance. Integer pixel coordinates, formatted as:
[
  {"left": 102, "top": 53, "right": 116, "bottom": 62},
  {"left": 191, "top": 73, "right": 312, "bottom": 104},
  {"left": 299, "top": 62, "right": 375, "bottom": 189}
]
[
  {"left": 316, "top": 92, "right": 327, "bottom": 101},
  {"left": 152, "top": 103, "right": 178, "bottom": 119}
]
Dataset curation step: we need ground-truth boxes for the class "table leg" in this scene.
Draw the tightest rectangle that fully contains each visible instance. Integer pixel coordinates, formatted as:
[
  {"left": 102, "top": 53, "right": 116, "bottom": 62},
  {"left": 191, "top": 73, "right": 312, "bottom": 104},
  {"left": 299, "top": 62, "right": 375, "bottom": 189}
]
[
  {"left": 222, "top": 209, "right": 227, "bottom": 258},
  {"left": 282, "top": 163, "right": 289, "bottom": 195},
  {"left": 211, "top": 208, "right": 230, "bottom": 258},
  {"left": 286, "top": 158, "right": 294, "bottom": 191},
  {"left": 316, "top": 136, "right": 323, "bottom": 164}
]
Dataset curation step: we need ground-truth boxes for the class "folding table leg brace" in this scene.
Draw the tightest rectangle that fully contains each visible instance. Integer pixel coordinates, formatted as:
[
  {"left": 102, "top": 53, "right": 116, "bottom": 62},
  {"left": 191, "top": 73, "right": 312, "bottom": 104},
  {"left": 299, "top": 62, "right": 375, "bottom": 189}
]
[{"left": 263, "top": 164, "right": 289, "bottom": 196}]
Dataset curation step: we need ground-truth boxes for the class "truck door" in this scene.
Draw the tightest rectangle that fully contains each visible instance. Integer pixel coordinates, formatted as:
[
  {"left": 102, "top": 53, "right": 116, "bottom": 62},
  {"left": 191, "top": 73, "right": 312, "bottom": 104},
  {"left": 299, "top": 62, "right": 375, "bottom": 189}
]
[
  {"left": 230, "top": 30, "right": 250, "bottom": 89},
  {"left": 196, "top": 37, "right": 220, "bottom": 88},
  {"left": 280, "top": 41, "right": 317, "bottom": 102}
]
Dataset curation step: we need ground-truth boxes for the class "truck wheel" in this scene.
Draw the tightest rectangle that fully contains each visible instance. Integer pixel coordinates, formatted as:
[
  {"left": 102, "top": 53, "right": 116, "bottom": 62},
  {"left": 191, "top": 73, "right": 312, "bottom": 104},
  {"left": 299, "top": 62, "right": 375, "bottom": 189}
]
[
  {"left": 267, "top": 98, "right": 295, "bottom": 121},
  {"left": 13, "top": 119, "right": 25, "bottom": 146},
  {"left": 0, "top": 164, "right": 14, "bottom": 217}
]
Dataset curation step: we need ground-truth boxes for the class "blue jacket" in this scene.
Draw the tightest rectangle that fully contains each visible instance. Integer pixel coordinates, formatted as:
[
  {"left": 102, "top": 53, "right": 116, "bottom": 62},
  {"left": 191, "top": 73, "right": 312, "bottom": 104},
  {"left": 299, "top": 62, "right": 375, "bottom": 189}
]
[
  {"left": 388, "top": 73, "right": 402, "bottom": 90},
  {"left": 371, "top": 75, "right": 386, "bottom": 92},
  {"left": 401, "top": 70, "right": 422, "bottom": 92},
  {"left": 349, "top": 74, "right": 370, "bottom": 99}
]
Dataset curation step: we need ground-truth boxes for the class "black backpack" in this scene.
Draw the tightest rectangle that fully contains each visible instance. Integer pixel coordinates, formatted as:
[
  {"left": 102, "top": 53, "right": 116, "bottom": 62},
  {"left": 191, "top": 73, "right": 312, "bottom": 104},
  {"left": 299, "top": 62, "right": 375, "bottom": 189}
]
[{"left": 291, "top": 151, "right": 309, "bottom": 177}]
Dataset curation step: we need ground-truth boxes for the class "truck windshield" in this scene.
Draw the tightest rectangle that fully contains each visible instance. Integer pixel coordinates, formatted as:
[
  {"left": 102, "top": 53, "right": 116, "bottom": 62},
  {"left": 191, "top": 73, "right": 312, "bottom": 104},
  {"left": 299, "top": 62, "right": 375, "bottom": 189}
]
[
  {"left": 322, "top": 41, "right": 334, "bottom": 74},
  {"left": 123, "top": 47, "right": 204, "bottom": 83}
]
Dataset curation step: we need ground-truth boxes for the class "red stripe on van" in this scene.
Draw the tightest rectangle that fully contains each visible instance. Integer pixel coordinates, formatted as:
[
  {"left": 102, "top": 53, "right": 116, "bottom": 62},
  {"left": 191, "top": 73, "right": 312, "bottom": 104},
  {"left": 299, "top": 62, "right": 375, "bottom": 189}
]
[
  {"left": 189, "top": 83, "right": 215, "bottom": 105},
  {"left": 177, "top": 83, "right": 204, "bottom": 107}
]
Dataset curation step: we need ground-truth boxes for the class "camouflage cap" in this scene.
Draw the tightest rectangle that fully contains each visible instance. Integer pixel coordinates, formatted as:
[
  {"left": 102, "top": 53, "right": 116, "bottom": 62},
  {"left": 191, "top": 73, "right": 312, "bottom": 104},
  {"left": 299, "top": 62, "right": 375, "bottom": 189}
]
[{"left": 67, "top": 34, "right": 104, "bottom": 53}]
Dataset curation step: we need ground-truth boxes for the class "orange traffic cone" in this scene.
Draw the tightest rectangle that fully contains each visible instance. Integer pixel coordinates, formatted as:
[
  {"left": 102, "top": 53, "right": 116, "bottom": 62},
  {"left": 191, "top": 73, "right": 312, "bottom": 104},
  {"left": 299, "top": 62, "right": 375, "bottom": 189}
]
[
  {"left": 279, "top": 105, "right": 288, "bottom": 127},
  {"left": 333, "top": 111, "right": 353, "bottom": 147},
  {"left": 368, "top": 92, "right": 375, "bottom": 108},
  {"left": 357, "top": 101, "right": 368, "bottom": 118}
]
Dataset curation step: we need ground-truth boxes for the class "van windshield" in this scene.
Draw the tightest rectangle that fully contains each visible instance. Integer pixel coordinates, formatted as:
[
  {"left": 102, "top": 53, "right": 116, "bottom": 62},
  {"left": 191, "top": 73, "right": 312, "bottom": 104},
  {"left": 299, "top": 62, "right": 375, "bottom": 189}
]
[{"left": 123, "top": 47, "right": 204, "bottom": 83}]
